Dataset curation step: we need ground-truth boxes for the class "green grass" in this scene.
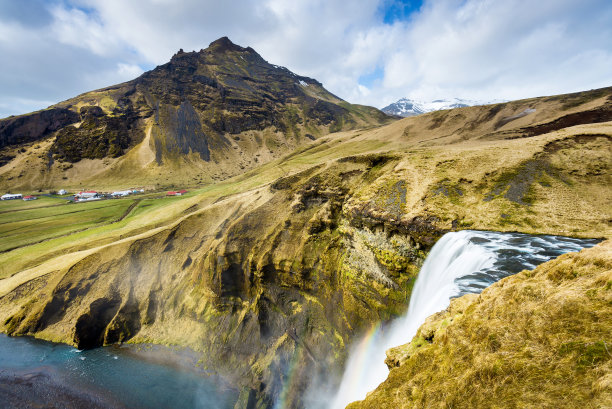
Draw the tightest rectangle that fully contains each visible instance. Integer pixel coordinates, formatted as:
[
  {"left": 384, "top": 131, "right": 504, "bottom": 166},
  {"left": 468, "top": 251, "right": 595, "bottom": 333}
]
[
  {"left": 0, "top": 199, "right": 135, "bottom": 253},
  {"left": 0, "top": 196, "right": 67, "bottom": 212}
]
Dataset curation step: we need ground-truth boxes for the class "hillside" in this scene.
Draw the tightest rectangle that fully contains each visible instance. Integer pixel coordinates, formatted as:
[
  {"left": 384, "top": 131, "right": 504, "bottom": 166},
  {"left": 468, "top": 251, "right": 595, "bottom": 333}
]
[
  {"left": 0, "top": 37, "right": 391, "bottom": 191},
  {"left": 0, "top": 86, "right": 610, "bottom": 408},
  {"left": 348, "top": 240, "right": 612, "bottom": 409}
]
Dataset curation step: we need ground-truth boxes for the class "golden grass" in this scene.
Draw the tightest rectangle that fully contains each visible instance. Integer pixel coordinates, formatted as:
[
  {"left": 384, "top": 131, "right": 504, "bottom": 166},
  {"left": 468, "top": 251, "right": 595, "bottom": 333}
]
[{"left": 349, "top": 241, "right": 612, "bottom": 409}]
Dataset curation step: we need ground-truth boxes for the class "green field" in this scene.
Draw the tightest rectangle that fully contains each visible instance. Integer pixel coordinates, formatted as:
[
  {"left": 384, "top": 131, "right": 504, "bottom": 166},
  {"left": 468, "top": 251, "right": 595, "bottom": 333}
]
[
  {"left": 0, "top": 196, "right": 69, "bottom": 212},
  {"left": 0, "top": 199, "right": 136, "bottom": 253},
  {"left": 0, "top": 192, "right": 206, "bottom": 280}
]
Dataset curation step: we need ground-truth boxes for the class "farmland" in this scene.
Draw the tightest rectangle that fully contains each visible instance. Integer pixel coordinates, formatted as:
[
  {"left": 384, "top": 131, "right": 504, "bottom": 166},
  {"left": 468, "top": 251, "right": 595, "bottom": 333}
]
[{"left": 0, "top": 199, "right": 136, "bottom": 253}]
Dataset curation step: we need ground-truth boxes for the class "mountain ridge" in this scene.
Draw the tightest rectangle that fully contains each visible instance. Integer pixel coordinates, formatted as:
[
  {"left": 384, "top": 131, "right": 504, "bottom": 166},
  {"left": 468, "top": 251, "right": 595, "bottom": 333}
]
[{"left": 0, "top": 37, "right": 392, "bottom": 191}]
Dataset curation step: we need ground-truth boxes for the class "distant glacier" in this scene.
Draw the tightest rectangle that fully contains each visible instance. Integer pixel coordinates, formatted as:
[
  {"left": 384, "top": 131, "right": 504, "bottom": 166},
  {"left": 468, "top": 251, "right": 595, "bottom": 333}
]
[{"left": 382, "top": 97, "right": 505, "bottom": 117}]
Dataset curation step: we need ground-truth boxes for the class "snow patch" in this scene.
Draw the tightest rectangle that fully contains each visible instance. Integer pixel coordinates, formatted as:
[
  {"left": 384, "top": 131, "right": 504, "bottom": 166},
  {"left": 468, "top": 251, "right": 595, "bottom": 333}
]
[{"left": 382, "top": 97, "right": 506, "bottom": 117}]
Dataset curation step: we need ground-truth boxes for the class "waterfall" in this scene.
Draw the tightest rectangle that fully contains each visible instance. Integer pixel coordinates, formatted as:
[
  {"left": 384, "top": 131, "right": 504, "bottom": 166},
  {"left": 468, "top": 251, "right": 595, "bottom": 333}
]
[{"left": 328, "top": 230, "right": 599, "bottom": 409}]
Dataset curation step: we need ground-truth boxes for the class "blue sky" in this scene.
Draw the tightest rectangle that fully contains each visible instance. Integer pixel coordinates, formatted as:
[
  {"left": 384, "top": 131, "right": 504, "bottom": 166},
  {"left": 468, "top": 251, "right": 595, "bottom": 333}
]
[
  {"left": 380, "top": 0, "right": 423, "bottom": 24},
  {"left": 357, "top": 0, "right": 424, "bottom": 88},
  {"left": 0, "top": 0, "right": 611, "bottom": 118}
]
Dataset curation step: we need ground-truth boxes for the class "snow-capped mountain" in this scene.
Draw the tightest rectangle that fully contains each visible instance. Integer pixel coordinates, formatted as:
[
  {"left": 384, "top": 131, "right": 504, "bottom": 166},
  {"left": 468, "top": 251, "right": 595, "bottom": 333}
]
[{"left": 381, "top": 98, "right": 501, "bottom": 117}]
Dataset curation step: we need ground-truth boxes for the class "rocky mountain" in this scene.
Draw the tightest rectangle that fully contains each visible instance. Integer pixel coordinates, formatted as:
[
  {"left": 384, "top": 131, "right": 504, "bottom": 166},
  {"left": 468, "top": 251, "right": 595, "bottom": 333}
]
[
  {"left": 0, "top": 37, "right": 392, "bottom": 191},
  {"left": 381, "top": 97, "right": 501, "bottom": 117}
]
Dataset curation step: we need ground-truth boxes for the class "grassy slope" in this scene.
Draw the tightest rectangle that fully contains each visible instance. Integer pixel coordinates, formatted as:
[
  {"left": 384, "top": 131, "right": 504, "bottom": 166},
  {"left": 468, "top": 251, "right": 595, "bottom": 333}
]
[{"left": 348, "top": 240, "right": 612, "bottom": 409}]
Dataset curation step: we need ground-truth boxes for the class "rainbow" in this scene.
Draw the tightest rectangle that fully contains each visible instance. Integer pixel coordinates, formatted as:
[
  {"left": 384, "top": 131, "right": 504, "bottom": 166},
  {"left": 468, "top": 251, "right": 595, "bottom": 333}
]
[
  {"left": 274, "top": 342, "right": 305, "bottom": 409},
  {"left": 329, "top": 323, "right": 383, "bottom": 409}
]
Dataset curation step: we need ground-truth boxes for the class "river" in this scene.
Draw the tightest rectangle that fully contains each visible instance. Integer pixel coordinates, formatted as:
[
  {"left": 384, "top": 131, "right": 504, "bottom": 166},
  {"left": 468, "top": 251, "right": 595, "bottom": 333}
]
[{"left": 0, "top": 334, "right": 237, "bottom": 409}]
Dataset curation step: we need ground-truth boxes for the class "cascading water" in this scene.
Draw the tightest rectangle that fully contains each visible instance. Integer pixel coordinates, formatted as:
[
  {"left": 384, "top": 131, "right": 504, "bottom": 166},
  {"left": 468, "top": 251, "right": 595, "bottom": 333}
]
[{"left": 329, "top": 230, "right": 599, "bottom": 409}]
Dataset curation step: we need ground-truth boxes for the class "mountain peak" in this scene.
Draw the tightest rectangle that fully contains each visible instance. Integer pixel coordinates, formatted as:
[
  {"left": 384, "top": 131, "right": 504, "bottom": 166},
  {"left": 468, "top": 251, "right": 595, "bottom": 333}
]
[
  {"left": 382, "top": 97, "right": 504, "bottom": 117},
  {"left": 169, "top": 37, "right": 252, "bottom": 62},
  {"left": 208, "top": 36, "right": 245, "bottom": 53}
]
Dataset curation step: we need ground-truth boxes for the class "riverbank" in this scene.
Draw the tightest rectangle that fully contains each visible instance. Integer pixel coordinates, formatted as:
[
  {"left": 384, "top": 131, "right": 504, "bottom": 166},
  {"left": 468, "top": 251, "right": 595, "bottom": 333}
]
[{"left": 0, "top": 368, "right": 124, "bottom": 409}]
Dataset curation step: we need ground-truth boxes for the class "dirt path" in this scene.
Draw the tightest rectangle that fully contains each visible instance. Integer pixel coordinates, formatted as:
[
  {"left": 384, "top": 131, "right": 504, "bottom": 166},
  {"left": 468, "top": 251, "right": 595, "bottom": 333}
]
[{"left": 116, "top": 199, "right": 141, "bottom": 222}]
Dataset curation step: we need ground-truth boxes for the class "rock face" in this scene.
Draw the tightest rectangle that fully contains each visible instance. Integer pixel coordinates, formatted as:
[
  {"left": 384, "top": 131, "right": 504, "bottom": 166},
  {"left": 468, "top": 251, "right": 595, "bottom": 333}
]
[
  {"left": 348, "top": 240, "right": 612, "bottom": 409},
  {"left": 52, "top": 105, "right": 143, "bottom": 162},
  {"left": 0, "top": 37, "right": 391, "bottom": 190},
  {"left": 0, "top": 108, "right": 80, "bottom": 149}
]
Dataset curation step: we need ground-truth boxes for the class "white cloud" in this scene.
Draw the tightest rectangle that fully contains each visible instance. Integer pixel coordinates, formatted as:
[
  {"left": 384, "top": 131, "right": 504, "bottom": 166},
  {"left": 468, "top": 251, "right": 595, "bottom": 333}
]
[
  {"left": 370, "top": 0, "right": 612, "bottom": 106},
  {"left": 0, "top": 0, "right": 611, "bottom": 118},
  {"left": 50, "top": 5, "right": 121, "bottom": 56},
  {"left": 116, "top": 63, "right": 144, "bottom": 79}
]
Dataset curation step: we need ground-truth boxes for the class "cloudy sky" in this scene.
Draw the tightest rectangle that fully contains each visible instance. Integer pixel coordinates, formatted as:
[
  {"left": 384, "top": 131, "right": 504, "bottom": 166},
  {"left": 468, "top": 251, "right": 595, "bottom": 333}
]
[{"left": 1, "top": 0, "right": 611, "bottom": 118}]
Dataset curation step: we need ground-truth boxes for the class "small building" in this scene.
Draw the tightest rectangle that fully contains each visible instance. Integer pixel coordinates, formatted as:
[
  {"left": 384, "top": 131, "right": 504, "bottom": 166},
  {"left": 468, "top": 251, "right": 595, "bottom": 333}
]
[
  {"left": 75, "top": 196, "right": 101, "bottom": 202},
  {"left": 77, "top": 191, "right": 99, "bottom": 199},
  {"left": 111, "top": 190, "right": 132, "bottom": 197},
  {"left": 75, "top": 191, "right": 101, "bottom": 202},
  {"left": 167, "top": 189, "right": 187, "bottom": 196},
  {"left": 58, "top": 189, "right": 67, "bottom": 195},
  {"left": 23, "top": 195, "right": 37, "bottom": 201},
  {"left": 1, "top": 193, "right": 22, "bottom": 200}
]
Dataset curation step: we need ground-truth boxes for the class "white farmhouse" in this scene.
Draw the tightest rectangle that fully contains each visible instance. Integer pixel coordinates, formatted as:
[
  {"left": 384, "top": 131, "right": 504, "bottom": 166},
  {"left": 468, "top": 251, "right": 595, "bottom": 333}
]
[{"left": 1, "top": 193, "right": 23, "bottom": 200}]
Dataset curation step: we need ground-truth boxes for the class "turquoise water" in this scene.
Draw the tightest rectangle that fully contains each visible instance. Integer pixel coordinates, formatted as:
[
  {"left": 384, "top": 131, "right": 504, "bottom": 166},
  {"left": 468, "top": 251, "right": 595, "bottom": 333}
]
[{"left": 0, "top": 334, "right": 236, "bottom": 409}]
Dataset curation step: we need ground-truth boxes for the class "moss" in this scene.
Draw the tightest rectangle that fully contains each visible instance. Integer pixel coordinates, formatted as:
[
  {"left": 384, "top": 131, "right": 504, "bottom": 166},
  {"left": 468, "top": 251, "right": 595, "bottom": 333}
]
[{"left": 559, "top": 341, "right": 612, "bottom": 370}]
